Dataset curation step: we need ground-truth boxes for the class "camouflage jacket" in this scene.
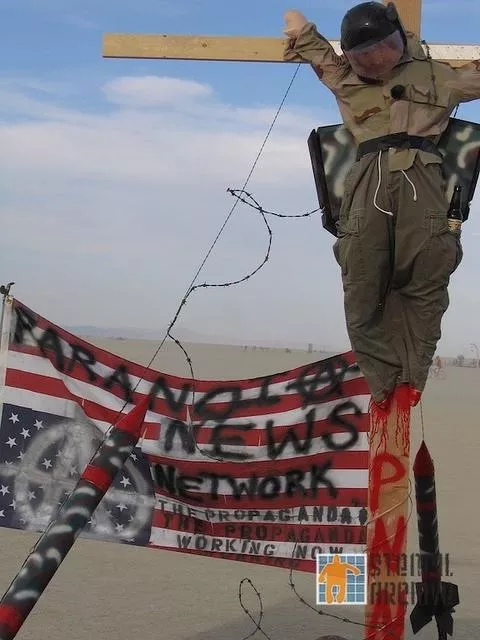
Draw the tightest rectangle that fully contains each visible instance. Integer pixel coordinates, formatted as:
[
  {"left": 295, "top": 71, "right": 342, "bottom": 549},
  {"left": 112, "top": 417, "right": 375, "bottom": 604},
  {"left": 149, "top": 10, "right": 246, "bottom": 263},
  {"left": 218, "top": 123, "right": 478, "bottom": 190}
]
[{"left": 285, "top": 23, "right": 480, "bottom": 171}]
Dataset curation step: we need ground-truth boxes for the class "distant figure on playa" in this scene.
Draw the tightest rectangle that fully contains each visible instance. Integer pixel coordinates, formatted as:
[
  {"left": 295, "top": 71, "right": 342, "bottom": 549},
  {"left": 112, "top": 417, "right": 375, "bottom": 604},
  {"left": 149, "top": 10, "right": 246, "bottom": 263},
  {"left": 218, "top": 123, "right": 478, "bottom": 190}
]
[
  {"left": 318, "top": 554, "right": 361, "bottom": 604},
  {"left": 432, "top": 354, "right": 443, "bottom": 376}
]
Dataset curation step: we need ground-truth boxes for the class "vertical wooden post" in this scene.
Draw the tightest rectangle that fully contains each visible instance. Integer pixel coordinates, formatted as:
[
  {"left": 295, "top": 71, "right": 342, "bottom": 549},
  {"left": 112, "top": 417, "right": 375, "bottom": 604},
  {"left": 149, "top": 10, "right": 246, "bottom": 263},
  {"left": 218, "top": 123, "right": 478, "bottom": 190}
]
[{"left": 385, "top": 0, "right": 422, "bottom": 36}]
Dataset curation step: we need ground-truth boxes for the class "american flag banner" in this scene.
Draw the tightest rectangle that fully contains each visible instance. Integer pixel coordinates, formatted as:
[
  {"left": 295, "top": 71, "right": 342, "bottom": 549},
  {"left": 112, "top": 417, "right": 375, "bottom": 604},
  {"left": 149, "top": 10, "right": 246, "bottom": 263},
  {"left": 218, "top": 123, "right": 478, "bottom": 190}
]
[{"left": 0, "top": 297, "right": 371, "bottom": 573}]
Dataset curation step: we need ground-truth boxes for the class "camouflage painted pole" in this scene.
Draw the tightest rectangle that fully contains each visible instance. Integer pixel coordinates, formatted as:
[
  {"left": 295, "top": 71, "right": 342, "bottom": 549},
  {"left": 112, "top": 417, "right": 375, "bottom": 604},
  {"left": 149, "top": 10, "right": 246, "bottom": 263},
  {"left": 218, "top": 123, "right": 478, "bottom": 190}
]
[{"left": 0, "top": 397, "right": 149, "bottom": 640}]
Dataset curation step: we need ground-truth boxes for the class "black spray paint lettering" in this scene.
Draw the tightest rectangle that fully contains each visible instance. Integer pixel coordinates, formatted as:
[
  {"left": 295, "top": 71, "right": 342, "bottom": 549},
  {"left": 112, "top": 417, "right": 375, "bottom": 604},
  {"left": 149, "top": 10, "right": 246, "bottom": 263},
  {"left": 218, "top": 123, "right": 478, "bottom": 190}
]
[
  {"left": 193, "top": 376, "right": 281, "bottom": 423},
  {"left": 148, "top": 376, "right": 191, "bottom": 414},
  {"left": 153, "top": 462, "right": 338, "bottom": 503},
  {"left": 155, "top": 501, "right": 364, "bottom": 525},
  {"left": 265, "top": 408, "right": 315, "bottom": 459},
  {"left": 104, "top": 364, "right": 133, "bottom": 404},
  {"left": 175, "top": 537, "right": 347, "bottom": 560},
  {"left": 12, "top": 306, "right": 363, "bottom": 481},
  {"left": 176, "top": 534, "right": 276, "bottom": 556},
  {"left": 13, "top": 307, "right": 134, "bottom": 404},
  {"left": 67, "top": 345, "right": 98, "bottom": 382},
  {"left": 163, "top": 402, "right": 360, "bottom": 462},
  {"left": 322, "top": 401, "right": 361, "bottom": 451},
  {"left": 13, "top": 306, "right": 360, "bottom": 420},
  {"left": 210, "top": 424, "right": 255, "bottom": 461},
  {"left": 12, "top": 307, "right": 284, "bottom": 414},
  {"left": 286, "top": 358, "right": 359, "bottom": 407},
  {"left": 164, "top": 420, "right": 197, "bottom": 455}
]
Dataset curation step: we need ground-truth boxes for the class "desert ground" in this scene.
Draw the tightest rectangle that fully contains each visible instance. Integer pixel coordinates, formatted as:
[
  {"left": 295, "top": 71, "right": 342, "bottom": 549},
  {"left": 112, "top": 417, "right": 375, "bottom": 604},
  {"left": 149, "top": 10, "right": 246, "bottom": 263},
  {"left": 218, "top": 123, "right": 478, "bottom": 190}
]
[{"left": 1, "top": 339, "right": 479, "bottom": 640}]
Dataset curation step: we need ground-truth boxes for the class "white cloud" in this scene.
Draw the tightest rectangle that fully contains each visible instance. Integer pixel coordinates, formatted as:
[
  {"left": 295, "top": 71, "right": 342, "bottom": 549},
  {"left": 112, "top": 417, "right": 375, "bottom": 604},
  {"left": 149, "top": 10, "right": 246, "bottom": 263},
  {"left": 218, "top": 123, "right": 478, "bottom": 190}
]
[
  {"left": 0, "top": 73, "right": 478, "bottom": 358},
  {"left": 0, "top": 74, "right": 345, "bottom": 346},
  {"left": 0, "top": 76, "right": 318, "bottom": 188},
  {"left": 103, "top": 76, "right": 214, "bottom": 107}
]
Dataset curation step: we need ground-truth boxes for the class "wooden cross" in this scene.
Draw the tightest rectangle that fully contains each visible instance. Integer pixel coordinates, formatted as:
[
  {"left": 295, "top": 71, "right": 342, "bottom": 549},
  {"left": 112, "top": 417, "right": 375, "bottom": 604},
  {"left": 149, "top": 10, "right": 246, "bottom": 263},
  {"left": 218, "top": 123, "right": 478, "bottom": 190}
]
[
  {"left": 102, "top": 2, "right": 476, "bottom": 639},
  {"left": 102, "top": 0, "right": 480, "bottom": 68}
]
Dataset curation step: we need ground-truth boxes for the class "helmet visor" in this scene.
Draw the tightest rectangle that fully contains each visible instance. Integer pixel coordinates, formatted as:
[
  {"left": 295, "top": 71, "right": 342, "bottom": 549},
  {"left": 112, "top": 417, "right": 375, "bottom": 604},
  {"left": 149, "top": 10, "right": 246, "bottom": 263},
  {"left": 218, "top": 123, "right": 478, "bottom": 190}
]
[{"left": 344, "top": 30, "right": 405, "bottom": 79}]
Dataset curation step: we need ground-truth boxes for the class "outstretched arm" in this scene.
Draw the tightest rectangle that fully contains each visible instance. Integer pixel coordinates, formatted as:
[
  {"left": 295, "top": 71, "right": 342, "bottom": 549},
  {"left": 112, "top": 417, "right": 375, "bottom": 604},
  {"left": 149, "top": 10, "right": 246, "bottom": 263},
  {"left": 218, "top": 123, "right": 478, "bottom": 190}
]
[
  {"left": 447, "top": 60, "right": 480, "bottom": 103},
  {"left": 283, "top": 10, "right": 348, "bottom": 93},
  {"left": 402, "top": 29, "right": 480, "bottom": 104}
]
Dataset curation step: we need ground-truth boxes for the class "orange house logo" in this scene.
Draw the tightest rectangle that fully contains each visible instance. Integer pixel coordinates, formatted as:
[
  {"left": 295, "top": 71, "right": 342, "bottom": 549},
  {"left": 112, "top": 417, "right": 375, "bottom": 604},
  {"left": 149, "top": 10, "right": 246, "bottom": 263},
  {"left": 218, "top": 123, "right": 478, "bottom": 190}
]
[{"left": 316, "top": 554, "right": 367, "bottom": 605}]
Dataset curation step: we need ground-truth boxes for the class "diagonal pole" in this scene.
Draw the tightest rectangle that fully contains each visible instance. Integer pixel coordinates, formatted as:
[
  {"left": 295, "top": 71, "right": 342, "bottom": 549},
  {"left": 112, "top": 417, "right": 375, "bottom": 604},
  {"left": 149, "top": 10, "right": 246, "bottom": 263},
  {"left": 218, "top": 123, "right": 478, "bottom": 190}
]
[{"left": 0, "top": 397, "right": 150, "bottom": 640}]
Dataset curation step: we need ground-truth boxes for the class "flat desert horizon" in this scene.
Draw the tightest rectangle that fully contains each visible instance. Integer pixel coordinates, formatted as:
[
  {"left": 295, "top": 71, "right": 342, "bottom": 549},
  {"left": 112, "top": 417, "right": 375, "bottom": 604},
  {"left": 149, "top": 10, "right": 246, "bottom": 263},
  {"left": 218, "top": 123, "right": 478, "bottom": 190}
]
[{"left": 1, "top": 338, "right": 479, "bottom": 640}]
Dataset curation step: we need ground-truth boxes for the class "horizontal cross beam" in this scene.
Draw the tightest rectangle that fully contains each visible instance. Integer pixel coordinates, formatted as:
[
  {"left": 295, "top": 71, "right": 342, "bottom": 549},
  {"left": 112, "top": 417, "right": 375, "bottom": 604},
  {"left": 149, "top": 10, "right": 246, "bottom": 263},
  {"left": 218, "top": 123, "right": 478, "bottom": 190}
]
[{"left": 102, "top": 34, "right": 480, "bottom": 68}]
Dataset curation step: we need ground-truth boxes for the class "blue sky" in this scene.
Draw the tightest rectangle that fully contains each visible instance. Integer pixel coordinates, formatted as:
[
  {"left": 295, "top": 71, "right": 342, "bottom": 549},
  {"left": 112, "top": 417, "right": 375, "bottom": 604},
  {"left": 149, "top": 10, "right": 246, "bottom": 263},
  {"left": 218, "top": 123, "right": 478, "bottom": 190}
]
[{"left": 1, "top": 0, "right": 480, "bottom": 356}]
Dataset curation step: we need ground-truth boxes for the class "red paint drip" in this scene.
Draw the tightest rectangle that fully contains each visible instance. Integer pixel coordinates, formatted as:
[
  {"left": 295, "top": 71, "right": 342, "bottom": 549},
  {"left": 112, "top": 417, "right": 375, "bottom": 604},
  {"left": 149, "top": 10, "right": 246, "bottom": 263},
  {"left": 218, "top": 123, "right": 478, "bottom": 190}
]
[
  {"left": 81, "top": 464, "right": 112, "bottom": 493},
  {"left": 369, "top": 401, "right": 389, "bottom": 458},
  {"left": 0, "top": 604, "right": 24, "bottom": 634},
  {"left": 393, "top": 384, "right": 411, "bottom": 457}
]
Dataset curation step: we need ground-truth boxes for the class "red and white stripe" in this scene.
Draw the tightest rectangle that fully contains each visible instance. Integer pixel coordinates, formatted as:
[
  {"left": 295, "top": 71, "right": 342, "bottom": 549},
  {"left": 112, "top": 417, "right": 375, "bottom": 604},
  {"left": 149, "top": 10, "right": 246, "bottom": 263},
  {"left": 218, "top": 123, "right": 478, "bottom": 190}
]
[{"left": 2, "top": 300, "right": 371, "bottom": 572}]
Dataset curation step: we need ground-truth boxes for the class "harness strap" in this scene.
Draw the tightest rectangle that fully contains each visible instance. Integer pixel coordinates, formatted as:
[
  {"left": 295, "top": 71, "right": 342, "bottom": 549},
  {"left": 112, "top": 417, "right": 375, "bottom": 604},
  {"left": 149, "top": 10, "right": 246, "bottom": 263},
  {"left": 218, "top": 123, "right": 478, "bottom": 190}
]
[{"left": 356, "top": 133, "right": 442, "bottom": 161}]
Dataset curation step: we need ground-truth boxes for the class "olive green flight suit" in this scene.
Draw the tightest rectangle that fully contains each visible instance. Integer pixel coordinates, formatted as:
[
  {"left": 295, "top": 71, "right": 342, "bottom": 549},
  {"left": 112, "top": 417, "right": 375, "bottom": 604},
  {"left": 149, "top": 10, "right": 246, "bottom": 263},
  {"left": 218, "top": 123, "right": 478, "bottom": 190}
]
[{"left": 285, "top": 25, "right": 480, "bottom": 403}]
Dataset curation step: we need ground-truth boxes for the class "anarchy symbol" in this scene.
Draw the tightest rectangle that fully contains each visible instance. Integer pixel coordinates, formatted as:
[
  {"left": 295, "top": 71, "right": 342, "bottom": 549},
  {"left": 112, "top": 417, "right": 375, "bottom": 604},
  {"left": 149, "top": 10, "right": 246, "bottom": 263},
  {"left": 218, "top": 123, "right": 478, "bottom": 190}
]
[{"left": 2, "top": 415, "right": 154, "bottom": 543}]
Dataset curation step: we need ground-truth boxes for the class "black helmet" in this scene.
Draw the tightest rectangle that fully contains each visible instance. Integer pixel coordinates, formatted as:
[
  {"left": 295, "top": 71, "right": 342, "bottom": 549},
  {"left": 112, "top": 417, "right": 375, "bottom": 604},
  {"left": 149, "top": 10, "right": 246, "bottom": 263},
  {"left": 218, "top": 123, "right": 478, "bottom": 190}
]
[{"left": 341, "top": 1, "right": 406, "bottom": 52}]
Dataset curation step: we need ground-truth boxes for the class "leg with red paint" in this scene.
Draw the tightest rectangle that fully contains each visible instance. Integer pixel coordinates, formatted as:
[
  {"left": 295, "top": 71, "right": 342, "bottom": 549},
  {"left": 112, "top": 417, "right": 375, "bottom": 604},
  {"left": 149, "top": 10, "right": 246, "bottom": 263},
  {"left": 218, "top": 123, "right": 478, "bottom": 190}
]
[{"left": 364, "top": 386, "right": 412, "bottom": 640}]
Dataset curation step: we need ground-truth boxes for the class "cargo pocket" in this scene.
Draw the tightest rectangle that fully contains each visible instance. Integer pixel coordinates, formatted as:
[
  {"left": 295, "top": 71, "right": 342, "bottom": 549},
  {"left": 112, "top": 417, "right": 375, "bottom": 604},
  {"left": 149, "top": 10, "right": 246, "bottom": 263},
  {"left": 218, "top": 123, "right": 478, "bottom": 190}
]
[
  {"left": 334, "top": 209, "right": 366, "bottom": 283},
  {"left": 418, "top": 209, "right": 459, "bottom": 283}
]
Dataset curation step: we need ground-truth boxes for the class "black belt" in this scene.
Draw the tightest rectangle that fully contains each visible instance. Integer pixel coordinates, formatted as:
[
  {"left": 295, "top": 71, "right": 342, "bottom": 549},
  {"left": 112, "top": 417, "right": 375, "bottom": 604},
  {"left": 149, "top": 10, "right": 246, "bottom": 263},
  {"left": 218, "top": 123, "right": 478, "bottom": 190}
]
[{"left": 356, "top": 133, "right": 442, "bottom": 161}]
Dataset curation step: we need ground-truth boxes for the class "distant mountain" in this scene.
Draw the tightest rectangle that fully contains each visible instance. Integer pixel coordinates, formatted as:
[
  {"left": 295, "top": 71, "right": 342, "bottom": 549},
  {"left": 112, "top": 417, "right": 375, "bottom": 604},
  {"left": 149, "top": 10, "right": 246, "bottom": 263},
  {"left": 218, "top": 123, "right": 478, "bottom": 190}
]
[
  {"left": 66, "top": 324, "right": 231, "bottom": 342},
  {"left": 66, "top": 325, "right": 156, "bottom": 340},
  {"left": 66, "top": 324, "right": 340, "bottom": 353}
]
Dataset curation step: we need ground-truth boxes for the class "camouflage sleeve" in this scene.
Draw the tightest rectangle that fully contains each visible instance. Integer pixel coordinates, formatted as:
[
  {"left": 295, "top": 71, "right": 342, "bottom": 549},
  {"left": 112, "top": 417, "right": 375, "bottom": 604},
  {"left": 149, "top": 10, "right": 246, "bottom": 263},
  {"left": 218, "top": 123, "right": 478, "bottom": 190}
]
[
  {"left": 284, "top": 22, "right": 348, "bottom": 93},
  {"left": 447, "top": 60, "right": 480, "bottom": 103}
]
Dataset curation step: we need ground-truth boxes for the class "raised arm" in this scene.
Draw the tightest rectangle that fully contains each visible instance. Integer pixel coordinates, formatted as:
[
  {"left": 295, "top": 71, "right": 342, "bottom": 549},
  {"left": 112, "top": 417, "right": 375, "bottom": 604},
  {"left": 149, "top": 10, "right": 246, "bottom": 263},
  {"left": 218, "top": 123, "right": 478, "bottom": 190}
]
[
  {"left": 401, "top": 28, "right": 480, "bottom": 104},
  {"left": 447, "top": 60, "right": 480, "bottom": 103},
  {"left": 283, "top": 10, "right": 348, "bottom": 93}
]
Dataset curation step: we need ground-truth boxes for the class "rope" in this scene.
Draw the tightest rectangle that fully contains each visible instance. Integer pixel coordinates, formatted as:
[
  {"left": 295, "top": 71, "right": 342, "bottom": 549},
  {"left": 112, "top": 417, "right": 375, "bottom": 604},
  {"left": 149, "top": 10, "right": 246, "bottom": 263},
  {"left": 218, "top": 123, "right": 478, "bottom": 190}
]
[{"left": 419, "top": 398, "right": 426, "bottom": 441}]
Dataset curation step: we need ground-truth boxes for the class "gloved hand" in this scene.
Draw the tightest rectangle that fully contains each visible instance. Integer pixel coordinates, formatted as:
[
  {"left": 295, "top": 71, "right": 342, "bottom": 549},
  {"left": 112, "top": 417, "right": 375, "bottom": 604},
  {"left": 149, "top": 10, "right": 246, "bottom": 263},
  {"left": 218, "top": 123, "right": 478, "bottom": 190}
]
[{"left": 283, "top": 9, "right": 308, "bottom": 39}]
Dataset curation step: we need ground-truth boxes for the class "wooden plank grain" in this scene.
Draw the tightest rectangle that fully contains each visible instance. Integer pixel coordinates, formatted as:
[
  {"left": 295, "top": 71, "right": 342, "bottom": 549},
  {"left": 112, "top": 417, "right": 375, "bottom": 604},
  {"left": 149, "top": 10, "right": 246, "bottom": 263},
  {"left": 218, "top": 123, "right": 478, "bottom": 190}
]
[
  {"left": 388, "top": 0, "right": 422, "bottom": 36},
  {"left": 102, "top": 34, "right": 480, "bottom": 67}
]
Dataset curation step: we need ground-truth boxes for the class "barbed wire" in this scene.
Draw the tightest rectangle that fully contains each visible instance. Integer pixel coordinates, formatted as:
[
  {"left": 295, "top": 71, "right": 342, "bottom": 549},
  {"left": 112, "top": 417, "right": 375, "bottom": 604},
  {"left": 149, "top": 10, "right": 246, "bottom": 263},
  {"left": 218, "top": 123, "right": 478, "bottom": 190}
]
[
  {"left": 142, "top": 171, "right": 413, "bottom": 638},
  {"left": 238, "top": 578, "right": 273, "bottom": 640},
  {"left": 235, "top": 455, "right": 415, "bottom": 639},
  {"left": 10, "top": 54, "right": 416, "bottom": 638},
  {"left": 165, "top": 187, "right": 319, "bottom": 462}
]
